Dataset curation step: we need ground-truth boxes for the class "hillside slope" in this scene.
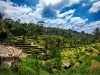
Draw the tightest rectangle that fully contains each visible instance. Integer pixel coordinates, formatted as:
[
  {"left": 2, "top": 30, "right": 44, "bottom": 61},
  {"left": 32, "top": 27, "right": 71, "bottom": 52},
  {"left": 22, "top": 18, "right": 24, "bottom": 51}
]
[{"left": 0, "top": 43, "right": 100, "bottom": 75}]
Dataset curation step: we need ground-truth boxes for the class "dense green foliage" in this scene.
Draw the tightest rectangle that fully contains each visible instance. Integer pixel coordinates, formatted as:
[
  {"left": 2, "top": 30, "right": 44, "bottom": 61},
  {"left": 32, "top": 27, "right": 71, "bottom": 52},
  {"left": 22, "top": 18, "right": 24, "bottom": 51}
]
[{"left": 0, "top": 13, "right": 100, "bottom": 46}]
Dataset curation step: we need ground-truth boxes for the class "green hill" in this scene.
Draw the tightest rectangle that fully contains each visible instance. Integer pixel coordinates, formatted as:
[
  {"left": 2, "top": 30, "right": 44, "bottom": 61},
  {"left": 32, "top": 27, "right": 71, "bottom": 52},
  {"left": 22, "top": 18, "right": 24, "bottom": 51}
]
[{"left": 0, "top": 13, "right": 100, "bottom": 75}]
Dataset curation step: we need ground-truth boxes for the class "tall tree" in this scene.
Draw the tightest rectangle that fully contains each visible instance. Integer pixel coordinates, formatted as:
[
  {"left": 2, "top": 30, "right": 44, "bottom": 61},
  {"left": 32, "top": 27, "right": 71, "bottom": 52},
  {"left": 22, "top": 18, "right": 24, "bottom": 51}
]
[{"left": 92, "top": 28, "right": 100, "bottom": 43}]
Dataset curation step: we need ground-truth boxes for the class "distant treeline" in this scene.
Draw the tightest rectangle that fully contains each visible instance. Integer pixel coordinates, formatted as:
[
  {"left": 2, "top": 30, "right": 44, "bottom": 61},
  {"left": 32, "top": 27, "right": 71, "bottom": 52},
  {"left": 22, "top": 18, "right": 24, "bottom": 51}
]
[{"left": 0, "top": 13, "right": 100, "bottom": 45}]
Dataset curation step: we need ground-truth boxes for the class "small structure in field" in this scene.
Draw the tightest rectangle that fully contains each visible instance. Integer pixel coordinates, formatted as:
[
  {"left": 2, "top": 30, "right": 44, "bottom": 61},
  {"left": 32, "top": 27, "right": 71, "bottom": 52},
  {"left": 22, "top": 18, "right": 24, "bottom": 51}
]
[
  {"left": 0, "top": 45, "right": 27, "bottom": 68},
  {"left": 63, "top": 62, "right": 71, "bottom": 69},
  {"left": 37, "top": 21, "right": 47, "bottom": 27}
]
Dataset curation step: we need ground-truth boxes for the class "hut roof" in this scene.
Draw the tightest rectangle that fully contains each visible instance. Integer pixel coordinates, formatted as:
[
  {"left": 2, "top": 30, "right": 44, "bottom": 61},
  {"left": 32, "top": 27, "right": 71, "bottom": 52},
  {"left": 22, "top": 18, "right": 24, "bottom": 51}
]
[
  {"left": 37, "top": 21, "right": 45, "bottom": 23},
  {"left": 0, "top": 45, "right": 27, "bottom": 58}
]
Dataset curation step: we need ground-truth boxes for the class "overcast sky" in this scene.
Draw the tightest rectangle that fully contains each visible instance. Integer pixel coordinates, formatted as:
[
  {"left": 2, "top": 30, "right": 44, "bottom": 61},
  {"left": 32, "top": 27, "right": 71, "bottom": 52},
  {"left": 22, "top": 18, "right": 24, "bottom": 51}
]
[{"left": 0, "top": 0, "right": 100, "bottom": 33}]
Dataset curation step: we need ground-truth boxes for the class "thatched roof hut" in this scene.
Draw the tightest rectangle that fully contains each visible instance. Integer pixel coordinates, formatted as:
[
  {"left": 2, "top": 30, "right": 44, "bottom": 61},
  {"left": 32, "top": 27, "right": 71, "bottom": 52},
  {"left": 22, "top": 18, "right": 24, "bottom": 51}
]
[
  {"left": 0, "top": 45, "right": 27, "bottom": 68},
  {"left": 0, "top": 45, "right": 27, "bottom": 58}
]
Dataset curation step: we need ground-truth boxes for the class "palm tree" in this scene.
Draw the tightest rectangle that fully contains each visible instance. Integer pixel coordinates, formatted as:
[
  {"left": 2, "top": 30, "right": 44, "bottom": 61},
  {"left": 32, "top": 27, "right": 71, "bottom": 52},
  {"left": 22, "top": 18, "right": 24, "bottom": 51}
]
[
  {"left": 92, "top": 28, "right": 100, "bottom": 42},
  {"left": 93, "top": 28, "right": 100, "bottom": 36}
]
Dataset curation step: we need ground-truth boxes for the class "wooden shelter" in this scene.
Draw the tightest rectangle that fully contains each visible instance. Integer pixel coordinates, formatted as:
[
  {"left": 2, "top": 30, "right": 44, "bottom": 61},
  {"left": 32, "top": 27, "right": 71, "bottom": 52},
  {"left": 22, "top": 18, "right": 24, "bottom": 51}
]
[{"left": 0, "top": 45, "right": 27, "bottom": 68}]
